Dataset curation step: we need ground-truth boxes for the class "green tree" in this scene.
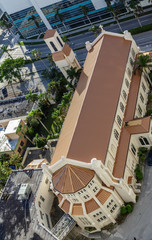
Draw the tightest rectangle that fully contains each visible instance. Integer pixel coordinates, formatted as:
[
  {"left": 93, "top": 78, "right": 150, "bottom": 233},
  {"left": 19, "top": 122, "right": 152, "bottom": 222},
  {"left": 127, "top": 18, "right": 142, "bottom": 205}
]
[
  {"left": 27, "top": 109, "right": 50, "bottom": 134},
  {"left": 0, "top": 19, "right": 12, "bottom": 33},
  {"left": 9, "top": 152, "right": 23, "bottom": 169},
  {"left": 80, "top": 5, "right": 92, "bottom": 26},
  {"left": 16, "top": 123, "right": 34, "bottom": 145},
  {"left": 0, "top": 162, "right": 11, "bottom": 189},
  {"left": 31, "top": 48, "right": 49, "bottom": 70},
  {"left": 0, "top": 58, "right": 25, "bottom": 96},
  {"left": 53, "top": 8, "right": 68, "bottom": 31},
  {"left": 66, "top": 67, "right": 82, "bottom": 88},
  {"left": 62, "top": 35, "right": 70, "bottom": 43},
  {"left": 127, "top": 0, "right": 143, "bottom": 27},
  {"left": 89, "top": 25, "right": 101, "bottom": 36},
  {"left": 26, "top": 90, "right": 46, "bottom": 116},
  {"left": 134, "top": 54, "right": 152, "bottom": 74},
  {"left": 33, "top": 133, "right": 47, "bottom": 148},
  {"left": 0, "top": 45, "right": 13, "bottom": 59},
  {"left": 106, "top": 1, "right": 123, "bottom": 32},
  {"left": 28, "top": 15, "right": 40, "bottom": 29}
]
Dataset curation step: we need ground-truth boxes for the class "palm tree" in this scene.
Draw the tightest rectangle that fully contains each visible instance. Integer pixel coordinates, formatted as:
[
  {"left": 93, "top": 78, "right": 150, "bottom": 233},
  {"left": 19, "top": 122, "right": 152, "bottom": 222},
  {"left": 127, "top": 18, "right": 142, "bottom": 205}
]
[
  {"left": 16, "top": 123, "right": 34, "bottom": 145},
  {"left": 0, "top": 45, "right": 13, "bottom": 59},
  {"left": 66, "top": 67, "right": 82, "bottom": 88},
  {"left": 89, "top": 25, "right": 101, "bottom": 36},
  {"left": 134, "top": 54, "right": 152, "bottom": 87},
  {"left": 53, "top": 8, "right": 68, "bottom": 32},
  {"left": 62, "top": 35, "right": 70, "bottom": 43},
  {"left": 80, "top": 5, "right": 92, "bottom": 26},
  {"left": 31, "top": 49, "right": 49, "bottom": 70},
  {"left": 107, "top": 3, "right": 123, "bottom": 32},
  {"left": 26, "top": 90, "right": 46, "bottom": 116},
  {"left": 127, "top": 0, "right": 143, "bottom": 27},
  {"left": 28, "top": 109, "right": 50, "bottom": 134},
  {"left": 0, "top": 19, "right": 12, "bottom": 33},
  {"left": 28, "top": 15, "right": 40, "bottom": 29},
  {"left": 33, "top": 133, "right": 47, "bottom": 148}
]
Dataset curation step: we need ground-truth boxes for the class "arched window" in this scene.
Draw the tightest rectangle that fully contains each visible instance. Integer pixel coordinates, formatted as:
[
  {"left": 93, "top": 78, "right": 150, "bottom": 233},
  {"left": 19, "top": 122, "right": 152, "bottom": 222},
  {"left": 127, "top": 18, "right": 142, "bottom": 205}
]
[
  {"left": 139, "top": 137, "right": 149, "bottom": 145},
  {"left": 142, "top": 82, "right": 146, "bottom": 92},
  {"left": 117, "top": 115, "right": 122, "bottom": 126},
  {"left": 132, "top": 48, "right": 135, "bottom": 58},
  {"left": 125, "top": 78, "right": 130, "bottom": 88},
  {"left": 50, "top": 41, "right": 57, "bottom": 51},
  {"left": 56, "top": 36, "right": 63, "bottom": 47},
  {"left": 114, "top": 129, "right": 119, "bottom": 140},
  {"left": 140, "top": 93, "right": 144, "bottom": 103},
  {"left": 130, "top": 57, "right": 134, "bottom": 66},
  {"left": 127, "top": 67, "right": 131, "bottom": 77},
  {"left": 122, "top": 90, "right": 127, "bottom": 100},
  {"left": 120, "top": 102, "right": 125, "bottom": 113}
]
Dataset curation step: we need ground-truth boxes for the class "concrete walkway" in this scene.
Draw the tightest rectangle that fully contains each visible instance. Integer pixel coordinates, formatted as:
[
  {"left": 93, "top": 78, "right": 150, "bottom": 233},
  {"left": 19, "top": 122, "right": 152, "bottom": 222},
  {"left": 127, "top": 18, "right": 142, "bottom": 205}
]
[{"left": 96, "top": 164, "right": 152, "bottom": 240}]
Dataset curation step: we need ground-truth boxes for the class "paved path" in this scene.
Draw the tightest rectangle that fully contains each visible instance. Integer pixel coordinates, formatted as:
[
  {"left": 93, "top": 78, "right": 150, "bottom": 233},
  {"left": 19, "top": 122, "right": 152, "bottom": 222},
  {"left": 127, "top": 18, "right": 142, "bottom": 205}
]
[{"left": 96, "top": 164, "right": 152, "bottom": 240}]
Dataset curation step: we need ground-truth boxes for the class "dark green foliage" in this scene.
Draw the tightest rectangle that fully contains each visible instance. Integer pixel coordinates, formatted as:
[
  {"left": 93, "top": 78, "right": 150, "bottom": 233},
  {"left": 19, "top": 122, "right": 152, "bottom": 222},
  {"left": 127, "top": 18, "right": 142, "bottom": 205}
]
[
  {"left": 126, "top": 204, "right": 133, "bottom": 213},
  {"left": 135, "top": 164, "right": 143, "bottom": 180},
  {"left": 129, "top": 24, "right": 152, "bottom": 35},
  {"left": 146, "top": 109, "right": 152, "bottom": 116},
  {"left": 120, "top": 206, "right": 127, "bottom": 215},
  {"left": 138, "top": 147, "right": 148, "bottom": 153},
  {"left": 33, "top": 134, "right": 47, "bottom": 148}
]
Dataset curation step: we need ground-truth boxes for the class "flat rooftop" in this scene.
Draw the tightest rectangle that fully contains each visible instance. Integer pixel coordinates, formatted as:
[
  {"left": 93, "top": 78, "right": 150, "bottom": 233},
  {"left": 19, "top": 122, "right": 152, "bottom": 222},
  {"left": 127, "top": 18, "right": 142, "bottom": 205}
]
[
  {"left": 0, "top": 128, "right": 18, "bottom": 152},
  {"left": 0, "top": 169, "right": 44, "bottom": 240},
  {"left": 4, "top": 119, "right": 21, "bottom": 135}
]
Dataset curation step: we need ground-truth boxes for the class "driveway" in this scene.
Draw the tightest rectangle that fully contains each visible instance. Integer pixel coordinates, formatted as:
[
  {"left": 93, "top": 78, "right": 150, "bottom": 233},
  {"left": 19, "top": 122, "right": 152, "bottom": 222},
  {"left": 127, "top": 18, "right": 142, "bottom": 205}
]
[{"left": 102, "top": 164, "right": 152, "bottom": 240}]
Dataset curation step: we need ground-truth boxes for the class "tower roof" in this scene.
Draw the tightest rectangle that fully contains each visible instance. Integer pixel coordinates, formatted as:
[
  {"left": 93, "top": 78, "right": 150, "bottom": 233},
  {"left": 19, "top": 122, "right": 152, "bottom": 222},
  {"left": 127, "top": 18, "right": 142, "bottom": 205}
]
[
  {"left": 43, "top": 29, "right": 56, "bottom": 40},
  {"left": 52, "top": 164, "right": 94, "bottom": 194}
]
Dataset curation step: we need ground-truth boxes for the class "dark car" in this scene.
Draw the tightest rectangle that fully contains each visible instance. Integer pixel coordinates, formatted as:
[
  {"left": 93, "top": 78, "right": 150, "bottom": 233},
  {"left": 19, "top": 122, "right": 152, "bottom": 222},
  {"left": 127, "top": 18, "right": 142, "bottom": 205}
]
[
  {"left": 2, "top": 87, "right": 8, "bottom": 98},
  {"left": 147, "top": 154, "right": 152, "bottom": 166}
]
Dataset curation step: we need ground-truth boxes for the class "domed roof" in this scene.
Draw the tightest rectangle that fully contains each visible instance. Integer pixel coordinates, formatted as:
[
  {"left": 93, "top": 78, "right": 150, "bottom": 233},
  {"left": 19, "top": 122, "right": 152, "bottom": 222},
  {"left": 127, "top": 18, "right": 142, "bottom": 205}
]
[{"left": 52, "top": 164, "right": 94, "bottom": 194}]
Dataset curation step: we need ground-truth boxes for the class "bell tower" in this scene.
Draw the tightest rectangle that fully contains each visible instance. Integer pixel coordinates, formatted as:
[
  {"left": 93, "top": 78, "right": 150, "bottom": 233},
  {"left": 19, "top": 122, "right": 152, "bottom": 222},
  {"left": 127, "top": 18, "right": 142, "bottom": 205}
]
[{"left": 43, "top": 29, "right": 81, "bottom": 78}]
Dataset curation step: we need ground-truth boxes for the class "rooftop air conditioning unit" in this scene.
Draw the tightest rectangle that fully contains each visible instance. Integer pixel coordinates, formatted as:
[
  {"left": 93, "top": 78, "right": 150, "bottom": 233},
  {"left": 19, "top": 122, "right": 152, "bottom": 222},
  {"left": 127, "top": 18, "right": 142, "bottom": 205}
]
[{"left": 18, "top": 183, "right": 31, "bottom": 200}]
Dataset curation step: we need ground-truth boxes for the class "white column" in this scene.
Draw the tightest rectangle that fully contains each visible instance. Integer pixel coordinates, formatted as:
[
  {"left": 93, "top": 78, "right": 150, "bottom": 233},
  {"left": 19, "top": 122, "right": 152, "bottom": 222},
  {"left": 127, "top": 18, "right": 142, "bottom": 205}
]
[{"left": 30, "top": 0, "right": 52, "bottom": 29}]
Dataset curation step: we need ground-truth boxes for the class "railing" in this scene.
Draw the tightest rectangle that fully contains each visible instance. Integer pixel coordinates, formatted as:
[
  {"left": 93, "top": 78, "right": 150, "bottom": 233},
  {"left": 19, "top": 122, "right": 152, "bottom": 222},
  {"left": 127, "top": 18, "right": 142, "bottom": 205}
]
[{"left": 51, "top": 214, "right": 76, "bottom": 240}]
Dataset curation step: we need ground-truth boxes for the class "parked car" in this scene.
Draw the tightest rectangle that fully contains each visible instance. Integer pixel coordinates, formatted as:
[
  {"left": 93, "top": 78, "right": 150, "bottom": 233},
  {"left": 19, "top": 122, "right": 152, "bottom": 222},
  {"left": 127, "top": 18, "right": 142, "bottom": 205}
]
[
  {"left": 147, "top": 155, "right": 152, "bottom": 166},
  {"left": 2, "top": 87, "right": 8, "bottom": 98}
]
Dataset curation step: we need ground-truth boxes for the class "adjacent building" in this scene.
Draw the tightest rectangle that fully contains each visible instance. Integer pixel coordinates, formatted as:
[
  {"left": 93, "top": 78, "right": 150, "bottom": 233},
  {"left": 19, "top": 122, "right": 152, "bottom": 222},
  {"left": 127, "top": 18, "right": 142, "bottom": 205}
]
[
  {"left": 0, "top": 0, "right": 129, "bottom": 38},
  {"left": 41, "top": 30, "right": 152, "bottom": 232},
  {"left": 0, "top": 118, "right": 27, "bottom": 156}
]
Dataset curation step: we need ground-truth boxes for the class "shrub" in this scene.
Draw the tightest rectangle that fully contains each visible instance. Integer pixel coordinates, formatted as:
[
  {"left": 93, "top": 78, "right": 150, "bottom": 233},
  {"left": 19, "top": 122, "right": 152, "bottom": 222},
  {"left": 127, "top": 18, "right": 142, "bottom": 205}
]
[
  {"left": 146, "top": 109, "right": 152, "bottom": 116},
  {"left": 120, "top": 206, "right": 127, "bottom": 215},
  {"left": 126, "top": 204, "right": 133, "bottom": 213},
  {"left": 135, "top": 165, "right": 143, "bottom": 181},
  {"left": 138, "top": 147, "right": 148, "bottom": 153}
]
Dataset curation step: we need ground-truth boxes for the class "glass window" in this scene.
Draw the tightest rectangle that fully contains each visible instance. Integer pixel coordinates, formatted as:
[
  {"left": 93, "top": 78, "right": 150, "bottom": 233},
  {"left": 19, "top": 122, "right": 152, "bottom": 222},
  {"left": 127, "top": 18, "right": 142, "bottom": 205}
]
[
  {"left": 120, "top": 102, "right": 125, "bottom": 113},
  {"left": 127, "top": 67, "right": 131, "bottom": 77},
  {"left": 57, "top": 36, "right": 63, "bottom": 47},
  {"left": 131, "top": 144, "right": 136, "bottom": 155},
  {"left": 20, "top": 141, "right": 24, "bottom": 146},
  {"left": 50, "top": 41, "right": 57, "bottom": 51},
  {"left": 138, "top": 105, "right": 142, "bottom": 115},
  {"left": 142, "top": 82, "right": 146, "bottom": 92},
  {"left": 18, "top": 147, "right": 21, "bottom": 153},
  {"left": 130, "top": 57, "right": 134, "bottom": 66},
  {"left": 125, "top": 78, "right": 130, "bottom": 88},
  {"left": 132, "top": 48, "right": 135, "bottom": 58},
  {"left": 117, "top": 115, "right": 122, "bottom": 126},
  {"left": 122, "top": 90, "right": 127, "bottom": 100},
  {"left": 140, "top": 93, "right": 144, "bottom": 103},
  {"left": 114, "top": 129, "right": 119, "bottom": 140}
]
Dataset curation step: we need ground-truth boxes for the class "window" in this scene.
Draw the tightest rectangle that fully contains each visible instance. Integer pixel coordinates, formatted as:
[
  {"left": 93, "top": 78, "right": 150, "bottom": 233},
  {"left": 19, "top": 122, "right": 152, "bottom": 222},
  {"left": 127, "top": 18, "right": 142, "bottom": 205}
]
[
  {"left": 132, "top": 48, "right": 135, "bottom": 58},
  {"left": 120, "top": 102, "right": 125, "bottom": 113},
  {"left": 139, "top": 137, "right": 149, "bottom": 145},
  {"left": 40, "top": 211, "right": 44, "bottom": 220},
  {"left": 138, "top": 105, "right": 142, "bottom": 115},
  {"left": 127, "top": 67, "right": 131, "bottom": 77},
  {"left": 50, "top": 41, "right": 57, "bottom": 51},
  {"left": 40, "top": 195, "right": 45, "bottom": 202},
  {"left": 130, "top": 57, "right": 134, "bottom": 66},
  {"left": 142, "top": 82, "right": 146, "bottom": 92},
  {"left": 140, "top": 93, "right": 144, "bottom": 103},
  {"left": 18, "top": 147, "right": 21, "bottom": 153},
  {"left": 46, "top": 214, "right": 51, "bottom": 229},
  {"left": 56, "top": 36, "right": 63, "bottom": 47},
  {"left": 122, "top": 90, "right": 127, "bottom": 100},
  {"left": 20, "top": 141, "right": 24, "bottom": 146},
  {"left": 131, "top": 144, "right": 136, "bottom": 155},
  {"left": 125, "top": 78, "right": 130, "bottom": 88},
  {"left": 38, "top": 201, "right": 41, "bottom": 208},
  {"left": 114, "top": 129, "right": 119, "bottom": 141}
]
